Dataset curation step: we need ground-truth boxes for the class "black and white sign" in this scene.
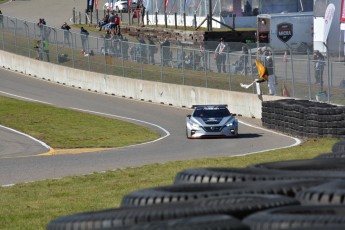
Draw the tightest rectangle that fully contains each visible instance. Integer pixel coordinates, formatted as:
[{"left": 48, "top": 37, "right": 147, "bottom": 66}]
[{"left": 277, "top": 23, "right": 293, "bottom": 43}]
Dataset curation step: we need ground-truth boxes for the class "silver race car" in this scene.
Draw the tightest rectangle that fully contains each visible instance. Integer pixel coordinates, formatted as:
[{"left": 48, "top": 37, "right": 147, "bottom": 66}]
[{"left": 186, "top": 105, "right": 239, "bottom": 139}]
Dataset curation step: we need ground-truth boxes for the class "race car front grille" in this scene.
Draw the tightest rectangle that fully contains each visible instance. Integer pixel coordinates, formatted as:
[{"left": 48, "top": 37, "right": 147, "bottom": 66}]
[{"left": 204, "top": 126, "right": 223, "bottom": 132}]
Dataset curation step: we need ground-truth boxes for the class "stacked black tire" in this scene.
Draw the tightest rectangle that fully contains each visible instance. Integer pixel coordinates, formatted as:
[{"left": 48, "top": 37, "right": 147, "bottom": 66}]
[
  {"left": 47, "top": 140, "right": 345, "bottom": 230},
  {"left": 261, "top": 99, "right": 345, "bottom": 138}
]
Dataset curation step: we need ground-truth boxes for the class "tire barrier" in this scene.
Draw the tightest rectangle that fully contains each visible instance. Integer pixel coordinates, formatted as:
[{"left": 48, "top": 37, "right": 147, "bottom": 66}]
[
  {"left": 120, "top": 180, "right": 327, "bottom": 207},
  {"left": 250, "top": 158, "right": 345, "bottom": 171},
  {"left": 173, "top": 167, "right": 300, "bottom": 184},
  {"left": 261, "top": 99, "right": 345, "bottom": 138},
  {"left": 116, "top": 215, "right": 251, "bottom": 230},
  {"left": 47, "top": 194, "right": 298, "bottom": 230},
  {"left": 314, "top": 151, "right": 345, "bottom": 159},
  {"left": 173, "top": 166, "right": 345, "bottom": 185},
  {"left": 296, "top": 180, "right": 345, "bottom": 205},
  {"left": 47, "top": 141, "right": 345, "bottom": 230},
  {"left": 242, "top": 205, "right": 345, "bottom": 230},
  {"left": 332, "top": 139, "right": 345, "bottom": 153}
]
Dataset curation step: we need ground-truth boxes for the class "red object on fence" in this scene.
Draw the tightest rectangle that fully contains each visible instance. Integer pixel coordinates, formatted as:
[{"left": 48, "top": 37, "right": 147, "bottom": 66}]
[
  {"left": 341, "top": 0, "right": 345, "bottom": 23},
  {"left": 132, "top": 9, "right": 140, "bottom": 18},
  {"left": 164, "top": 0, "right": 169, "bottom": 13},
  {"left": 128, "top": 0, "right": 132, "bottom": 11}
]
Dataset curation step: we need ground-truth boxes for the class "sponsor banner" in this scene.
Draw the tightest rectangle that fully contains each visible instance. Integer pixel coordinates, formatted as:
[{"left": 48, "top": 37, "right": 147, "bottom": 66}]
[
  {"left": 128, "top": 0, "right": 131, "bottom": 10},
  {"left": 87, "top": 0, "right": 94, "bottom": 12},
  {"left": 323, "top": 3, "right": 335, "bottom": 43},
  {"left": 95, "top": 0, "right": 98, "bottom": 10},
  {"left": 164, "top": 0, "right": 169, "bottom": 13}
]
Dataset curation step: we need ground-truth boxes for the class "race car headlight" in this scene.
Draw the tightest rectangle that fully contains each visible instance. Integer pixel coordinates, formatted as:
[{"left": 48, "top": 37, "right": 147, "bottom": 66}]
[
  {"left": 191, "top": 123, "right": 200, "bottom": 129},
  {"left": 226, "top": 122, "right": 233, "bottom": 127}
]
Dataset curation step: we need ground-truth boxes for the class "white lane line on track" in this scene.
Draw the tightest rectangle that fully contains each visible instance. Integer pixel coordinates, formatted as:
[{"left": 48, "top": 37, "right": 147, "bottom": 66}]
[
  {"left": 0, "top": 91, "right": 53, "bottom": 105},
  {"left": 238, "top": 119, "right": 301, "bottom": 155},
  {"left": 71, "top": 108, "right": 171, "bottom": 145},
  {"left": 0, "top": 125, "right": 52, "bottom": 150}
]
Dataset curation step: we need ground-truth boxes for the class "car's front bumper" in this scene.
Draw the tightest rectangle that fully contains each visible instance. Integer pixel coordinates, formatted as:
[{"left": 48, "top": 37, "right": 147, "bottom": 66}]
[{"left": 187, "top": 125, "right": 238, "bottom": 138}]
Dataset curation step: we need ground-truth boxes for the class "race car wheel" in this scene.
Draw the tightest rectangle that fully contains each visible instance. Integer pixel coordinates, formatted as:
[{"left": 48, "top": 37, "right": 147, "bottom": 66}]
[
  {"left": 120, "top": 179, "right": 326, "bottom": 208},
  {"left": 243, "top": 205, "right": 345, "bottom": 230},
  {"left": 296, "top": 180, "right": 345, "bottom": 205}
]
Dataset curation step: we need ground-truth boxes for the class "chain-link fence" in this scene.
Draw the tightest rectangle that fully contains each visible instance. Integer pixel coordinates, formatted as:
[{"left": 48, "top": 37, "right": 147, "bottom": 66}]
[{"left": 1, "top": 14, "right": 344, "bottom": 105}]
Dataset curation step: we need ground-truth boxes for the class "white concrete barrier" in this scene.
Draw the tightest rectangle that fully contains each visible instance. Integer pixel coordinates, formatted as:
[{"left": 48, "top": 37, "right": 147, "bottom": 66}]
[{"left": 0, "top": 50, "right": 284, "bottom": 119}]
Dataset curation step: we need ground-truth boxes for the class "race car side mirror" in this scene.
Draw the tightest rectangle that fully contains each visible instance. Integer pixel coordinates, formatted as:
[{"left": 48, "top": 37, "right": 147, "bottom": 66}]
[{"left": 186, "top": 115, "right": 191, "bottom": 119}]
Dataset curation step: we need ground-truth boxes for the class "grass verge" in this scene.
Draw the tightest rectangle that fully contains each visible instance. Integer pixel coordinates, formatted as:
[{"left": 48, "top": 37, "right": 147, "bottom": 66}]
[{"left": 0, "top": 96, "right": 160, "bottom": 148}]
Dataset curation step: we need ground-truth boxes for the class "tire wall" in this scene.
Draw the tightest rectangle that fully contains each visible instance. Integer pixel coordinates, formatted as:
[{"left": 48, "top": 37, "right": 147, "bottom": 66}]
[{"left": 261, "top": 99, "right": 345, "bottom": 138}]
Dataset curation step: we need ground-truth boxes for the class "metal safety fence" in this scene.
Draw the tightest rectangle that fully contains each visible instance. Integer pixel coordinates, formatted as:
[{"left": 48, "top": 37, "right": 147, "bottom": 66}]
[{"left": 0, "top": 14, "right": 344, "bottom": 105}]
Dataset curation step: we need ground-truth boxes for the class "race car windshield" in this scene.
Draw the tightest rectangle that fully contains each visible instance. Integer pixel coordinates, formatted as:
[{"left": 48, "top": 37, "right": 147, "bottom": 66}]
[{"left": 193, "top": 108, "right": 231, "bottom": 118}]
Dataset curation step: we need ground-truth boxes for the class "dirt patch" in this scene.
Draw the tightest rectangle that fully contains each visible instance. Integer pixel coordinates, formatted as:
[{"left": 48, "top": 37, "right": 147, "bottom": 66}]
[{"left": 40, "top": 148, "right": 112, "bottom": 156}]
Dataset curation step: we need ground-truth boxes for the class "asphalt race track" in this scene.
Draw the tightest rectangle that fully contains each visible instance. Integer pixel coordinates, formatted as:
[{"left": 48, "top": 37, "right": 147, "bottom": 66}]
[{"left": 0, "top": 68, "right": 299, "bottom": 186}]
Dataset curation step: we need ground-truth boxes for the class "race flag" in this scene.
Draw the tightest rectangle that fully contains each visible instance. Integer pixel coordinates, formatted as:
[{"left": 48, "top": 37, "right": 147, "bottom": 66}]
[
  {"left": 164, "top": 0, "right": 169, "bottom": 13},
  {"left": 240, "top": 59, "right": 267, "bottom": 89},
  {"left": 240, "top": 80, "right": 256, "bottom": 89},
  {"left": 255, "top": 59, "right": 268, "bottom": 81},
  {"left": 95, "top": 0, "right": 98, "bottom": 10},
  {"left": 323, "top": 3, "right": 335, "bottom": 43}
]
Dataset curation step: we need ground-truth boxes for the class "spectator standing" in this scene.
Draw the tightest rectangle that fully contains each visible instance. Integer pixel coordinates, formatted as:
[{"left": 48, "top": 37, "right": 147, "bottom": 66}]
[
  {"left": 37, "top": 18, "right": 46, "bottom": 39},
  {"left": 103, "top": 31, "right": 111, "bottom": 55},
  {"left": 240, "top": 46, "right": 249, "bottom": 75},
  {"left": 138, "top": 36, "right": 147, "bottom": 63},
  {"left": 140, "top": 4, "right": 146, "bottom": 25},
  {"left": 199, "top": 42, "right": 209, "bottom": 70},
  {"left": 61, "top": 22, "right": 71, "bottom": 46},
  {"left": 121, "top": 36, "right": 129, "bottom": 60},
  {"left": 214, "top": 38, "right": 227, "bottom": 73},
  {"left": 161, "top": 38, "right": 170, "bottom": 67},
  {"left": 80, "top": 27, "right": 89, "bottom": 55},
  {"left": 34, "top": 40, "right": 43, "bottom": 61},
  {"left": 244, "top": 1, "right": 252, "bottom": 16},
  {"left": 114, "top": 14, "right": 120, "bottom": 35},
  {"left": 148, "top": 37, "right": 156, "bottom": 64},
  {"left": 108, "top": 12, "right": 116, "bottom": 31},
  {"left": 265, "top": 56, "right": 276, "bottom": 95},
  {"left": 42, "top": 39, "right": 50, "bottom": 62},
  {"left": 254, "top": 57, "right": 275, "bottom": 96},
  {"left": 313, "top": 50, "right": 325, "bottom": 84},
  {"left": 111, "top": 34, "right": 120, "bottom": 56}
]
